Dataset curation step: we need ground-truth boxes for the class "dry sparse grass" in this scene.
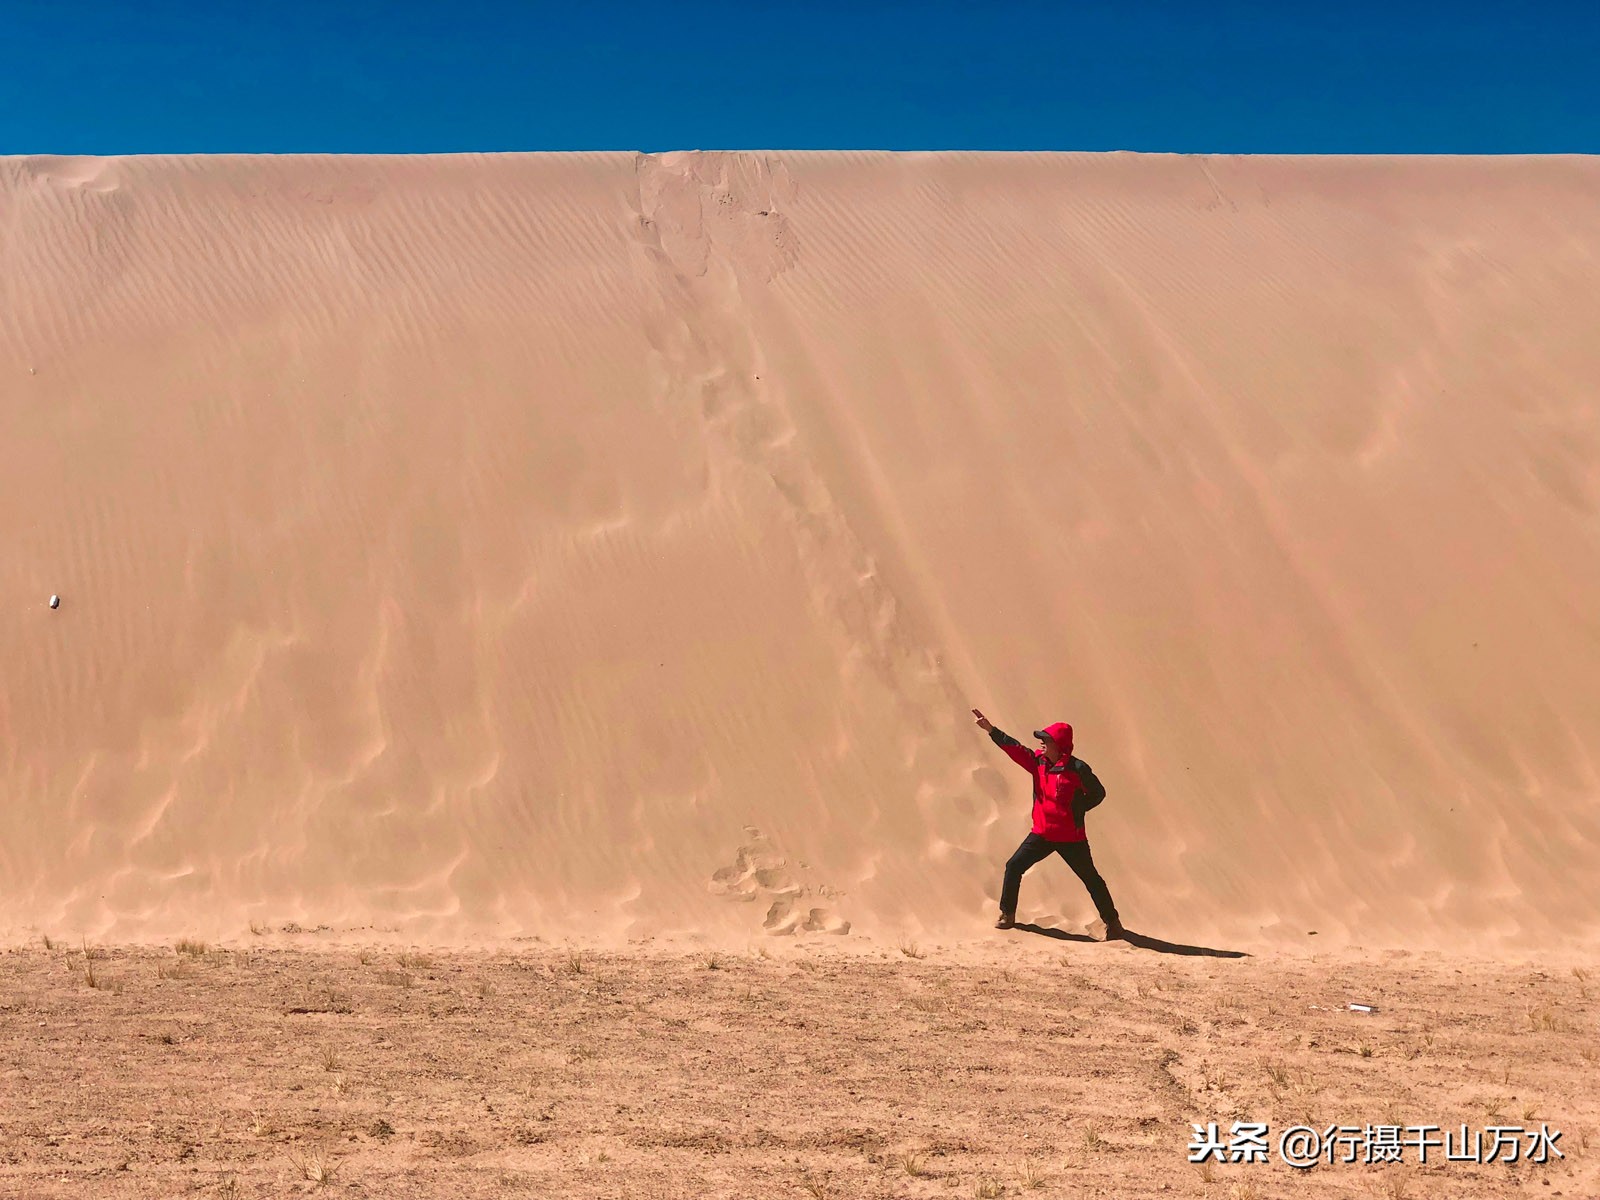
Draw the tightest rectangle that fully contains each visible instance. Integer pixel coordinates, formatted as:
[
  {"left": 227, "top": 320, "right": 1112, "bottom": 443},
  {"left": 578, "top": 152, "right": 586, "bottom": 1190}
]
[
  {"left": 899, "top": 938, "right": 926, "bottom": 960},
  {"left": 1230, "top": 1180, "right": 1263, "bottom": 1200},
  {"left": 564, "top": 949, "right": 586, "bottom": 975},
  {"left": 248, "top": 921, "right": 268, "bottom": 936},
  {"left": 397, "top": 951, "right": 433, "bottom": 970},
  {"left": 321, "top": 1046, "right": 341, "bottom": 1072},
  {"left": 899, "top": 1151, "right": 926, "bottom": 1176},
  {"left": 82, "top": 953, "right": 121, "bottom": 992},
  {"left": 377, "top": 970, "right": 414, "bottom": 989},
  {"left": 157, "top": 960, "right": 190, "bottom": 981},
  {"left": 1081, "top": 1125, "right": 1108, "bottom": 1153},
  {"left": 704, "top": 952, "right": 723, "bottom": 970},
  {"left": 176, "top": 938, "right": 207, "bottom": 958},
  {"left": 1019, "top": 1156, "right": 1047, "bottom": 1189},
  {"left": 1195, "top": 1159, "right": 1216, "bottom": 1184},
  {"left": 288, "top": 1143, "right": 341, "bottom": 1186},
  {"left": 975, "top": 1177, "right": 1004, "bottom": 1199},
  {"left": 1527, "top": 1005, "right": 1562, "bottom": 1032}
]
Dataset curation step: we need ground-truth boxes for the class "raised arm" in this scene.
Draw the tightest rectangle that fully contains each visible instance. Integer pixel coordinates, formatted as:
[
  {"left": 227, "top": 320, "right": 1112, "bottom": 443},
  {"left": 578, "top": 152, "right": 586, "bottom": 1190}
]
[{"left": 972, "top": 708, "right": 1036, "bottom": 772}]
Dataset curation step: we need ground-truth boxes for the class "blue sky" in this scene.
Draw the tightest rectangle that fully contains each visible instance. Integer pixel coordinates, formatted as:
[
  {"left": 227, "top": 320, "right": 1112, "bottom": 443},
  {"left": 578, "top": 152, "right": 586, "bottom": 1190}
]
[{"left": 4, "top": 1, "right": 1597, "bottom": 153}]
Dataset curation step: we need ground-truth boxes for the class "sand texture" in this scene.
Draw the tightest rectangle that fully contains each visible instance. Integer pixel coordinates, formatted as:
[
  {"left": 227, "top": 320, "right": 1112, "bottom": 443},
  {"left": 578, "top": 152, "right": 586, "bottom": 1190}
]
[
  {"left": 3, "top": 151, "right": 1599, "bottom": 951},
  {"left": 2, "top": 941, "right": 1597, "bottom": 1198}
]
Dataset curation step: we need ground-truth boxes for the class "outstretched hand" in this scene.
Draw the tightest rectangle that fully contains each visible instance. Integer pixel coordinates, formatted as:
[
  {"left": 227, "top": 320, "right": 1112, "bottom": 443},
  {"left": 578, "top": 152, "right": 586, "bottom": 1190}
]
[{"left": 971, "top": 708, "right": 993, "bottom": 732}]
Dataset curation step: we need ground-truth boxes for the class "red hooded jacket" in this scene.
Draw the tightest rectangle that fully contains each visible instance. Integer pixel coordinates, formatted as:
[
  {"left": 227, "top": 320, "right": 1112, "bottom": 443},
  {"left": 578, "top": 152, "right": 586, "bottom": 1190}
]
[{"left": 992, "top": 720, "right": 1087, "bottom": 842}]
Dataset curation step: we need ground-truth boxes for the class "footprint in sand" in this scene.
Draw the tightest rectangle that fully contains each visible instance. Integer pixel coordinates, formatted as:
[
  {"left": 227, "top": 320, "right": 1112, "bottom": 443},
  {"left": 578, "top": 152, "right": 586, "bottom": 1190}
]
[{"left": 709, "top": 826, "right": 850, "bottom": 936}]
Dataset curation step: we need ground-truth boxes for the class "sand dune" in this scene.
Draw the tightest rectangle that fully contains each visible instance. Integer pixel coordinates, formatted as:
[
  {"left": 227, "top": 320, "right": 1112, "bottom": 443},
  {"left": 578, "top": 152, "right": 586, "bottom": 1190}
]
[{"left": 2, "top": 151, "right": 1597, "bottom": 949}]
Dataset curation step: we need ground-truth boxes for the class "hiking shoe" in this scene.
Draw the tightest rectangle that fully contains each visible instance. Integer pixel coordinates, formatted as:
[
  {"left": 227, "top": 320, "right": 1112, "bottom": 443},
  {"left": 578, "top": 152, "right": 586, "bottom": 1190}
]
[
  {"left": 994, "top": 913, "right": 1016, "bottom": 930},
  {"left": 1103, "top": 920, "right": 1126, "bottom": 941}
]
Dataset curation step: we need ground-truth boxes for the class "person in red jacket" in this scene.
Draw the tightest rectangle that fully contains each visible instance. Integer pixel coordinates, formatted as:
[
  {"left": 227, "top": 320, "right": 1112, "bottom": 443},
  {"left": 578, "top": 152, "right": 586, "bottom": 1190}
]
[{"left": 972, "top": 708, "right": 1125, "bottom": 939}]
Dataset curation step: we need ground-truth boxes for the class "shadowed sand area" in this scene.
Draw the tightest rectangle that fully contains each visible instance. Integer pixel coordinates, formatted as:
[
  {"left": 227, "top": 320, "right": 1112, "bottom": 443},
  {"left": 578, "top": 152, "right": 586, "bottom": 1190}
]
[{"left": 2, "top": 151, "right": 1598, "bottom": 955}]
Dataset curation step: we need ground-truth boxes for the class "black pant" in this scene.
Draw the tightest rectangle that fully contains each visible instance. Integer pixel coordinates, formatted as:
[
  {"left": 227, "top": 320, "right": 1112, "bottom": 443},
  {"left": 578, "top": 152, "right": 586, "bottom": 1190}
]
[{"left": 1000, "top": 833, "right": 1120, "bottom": 925}]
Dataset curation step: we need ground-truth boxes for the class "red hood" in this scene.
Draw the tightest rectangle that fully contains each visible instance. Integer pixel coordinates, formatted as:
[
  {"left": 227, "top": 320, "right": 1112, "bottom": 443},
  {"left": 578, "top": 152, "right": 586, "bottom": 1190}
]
[{"left": 1041, "top": 721, "right": 1073, "bottom": 757}]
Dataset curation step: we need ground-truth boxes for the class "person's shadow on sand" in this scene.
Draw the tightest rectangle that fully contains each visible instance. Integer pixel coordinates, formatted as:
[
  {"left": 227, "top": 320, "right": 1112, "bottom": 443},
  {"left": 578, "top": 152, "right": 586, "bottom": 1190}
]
[{"left": 1014, "top": 922, "right": 1249, "bottom": 958}]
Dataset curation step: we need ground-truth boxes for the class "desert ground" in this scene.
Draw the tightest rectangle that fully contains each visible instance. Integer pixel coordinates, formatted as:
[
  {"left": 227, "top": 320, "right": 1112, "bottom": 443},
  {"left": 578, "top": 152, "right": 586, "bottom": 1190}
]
[{"left": 3, "top": 936, "right": 1597, "bottom": 1198}]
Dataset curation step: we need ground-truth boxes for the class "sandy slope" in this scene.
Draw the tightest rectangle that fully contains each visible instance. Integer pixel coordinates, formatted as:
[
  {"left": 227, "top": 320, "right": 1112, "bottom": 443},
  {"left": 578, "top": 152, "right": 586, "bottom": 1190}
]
[{"left": 2, "top": 152, "right": 1597, "bottom": 949}]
